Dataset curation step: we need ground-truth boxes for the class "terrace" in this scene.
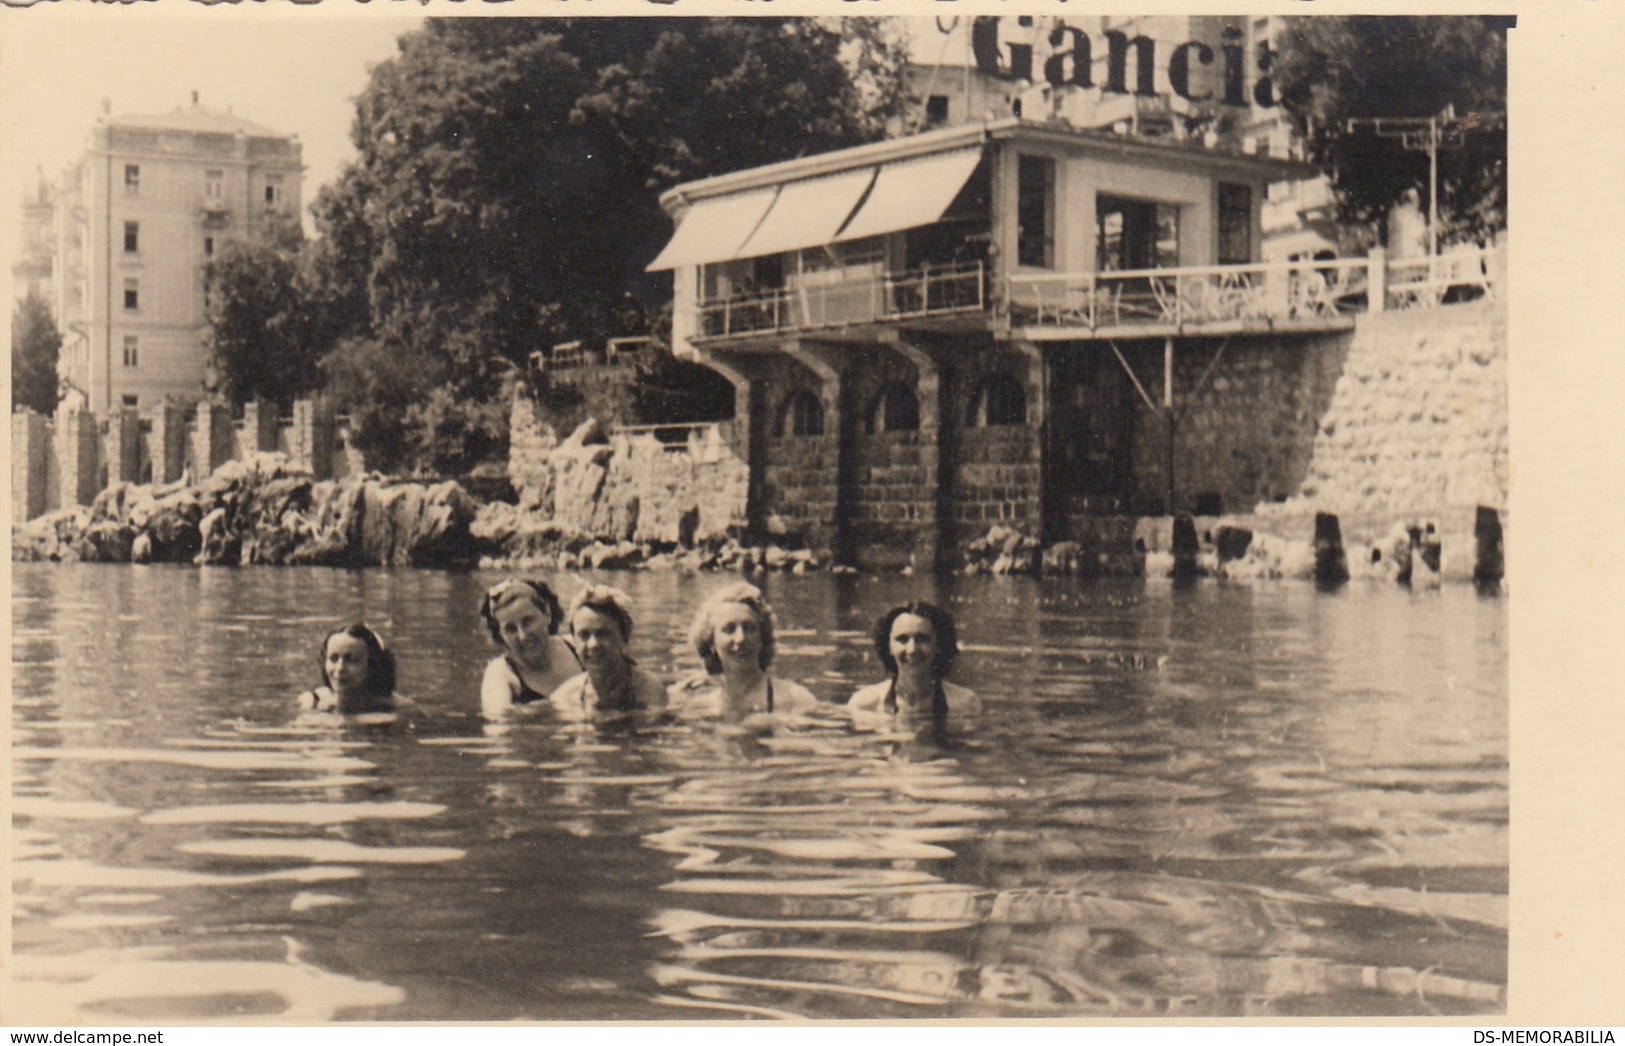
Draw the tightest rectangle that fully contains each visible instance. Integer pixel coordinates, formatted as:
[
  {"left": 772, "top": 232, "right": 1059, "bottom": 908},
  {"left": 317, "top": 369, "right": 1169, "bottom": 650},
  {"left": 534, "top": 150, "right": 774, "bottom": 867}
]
[{"left": 688, "top": 244, "right": 1500, "bottom": 345}]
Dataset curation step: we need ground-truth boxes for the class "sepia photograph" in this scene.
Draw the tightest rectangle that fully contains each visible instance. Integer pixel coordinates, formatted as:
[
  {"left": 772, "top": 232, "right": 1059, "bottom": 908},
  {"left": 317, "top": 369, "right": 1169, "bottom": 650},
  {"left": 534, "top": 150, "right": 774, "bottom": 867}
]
[{"left": 1, "top": 2, "right": 1594, "bottom": 1027}]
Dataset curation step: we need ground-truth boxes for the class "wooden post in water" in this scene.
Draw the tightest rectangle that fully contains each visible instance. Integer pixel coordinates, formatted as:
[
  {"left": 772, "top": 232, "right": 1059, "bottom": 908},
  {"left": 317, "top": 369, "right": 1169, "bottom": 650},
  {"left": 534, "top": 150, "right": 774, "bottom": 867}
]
[{"left": 1164, "top": 337, "right": 1175, "bottom": 516}]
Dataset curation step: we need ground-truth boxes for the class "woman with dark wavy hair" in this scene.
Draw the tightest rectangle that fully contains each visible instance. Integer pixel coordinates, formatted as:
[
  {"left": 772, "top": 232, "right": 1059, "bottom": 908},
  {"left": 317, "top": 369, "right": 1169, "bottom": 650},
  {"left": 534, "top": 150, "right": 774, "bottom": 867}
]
[
  {"left": 298, "top": 622, "right": 399, "bottom": 714},
  {"left": 849, "top": 601, "right": 979, "bottom": 717},
  {"left": 672, "top": 581, "right": 819, "bottom": 720},
  {"left": 479, "top": 578, "right": 581, "bottom": 716}
]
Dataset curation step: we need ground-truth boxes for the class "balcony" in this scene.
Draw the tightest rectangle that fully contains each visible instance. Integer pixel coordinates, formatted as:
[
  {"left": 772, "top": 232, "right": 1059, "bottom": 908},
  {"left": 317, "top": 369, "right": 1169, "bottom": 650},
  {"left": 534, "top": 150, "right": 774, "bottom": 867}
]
[
  {"left": 696, "top": 262, "right": 985, "bottom": 341},
  {"left": 687, "top": 247, "right": 1501, "bottom": 345},
  {"left": 1008, "top": 246, "right": 1499, "bottom": 336}
]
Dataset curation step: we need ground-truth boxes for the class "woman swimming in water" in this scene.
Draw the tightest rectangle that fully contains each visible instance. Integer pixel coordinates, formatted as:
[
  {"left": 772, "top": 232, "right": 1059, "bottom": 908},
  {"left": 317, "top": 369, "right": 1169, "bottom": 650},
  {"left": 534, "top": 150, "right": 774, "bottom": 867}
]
[
  {"left": 672, "top": 582, "right": 819, "bottom": 720},
  {"left": 548, "top": 584, "right": 668, "bottom": 719},
  {"left": 479, "top": 578, "right": 582, "bottom": 716},
  {"left": 298, "top": 622, "right": 399, "bottom": 714},
  {"left": 849, "top": 602, "right": 980, "bottom": 717}
]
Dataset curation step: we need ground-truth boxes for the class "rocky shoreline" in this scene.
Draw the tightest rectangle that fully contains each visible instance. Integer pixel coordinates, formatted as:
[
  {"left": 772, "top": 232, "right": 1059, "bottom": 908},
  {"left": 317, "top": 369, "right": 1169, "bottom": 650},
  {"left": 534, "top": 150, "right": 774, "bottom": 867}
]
[{"left": 12, "top": 451, "right": 1501, "bottom": 585}]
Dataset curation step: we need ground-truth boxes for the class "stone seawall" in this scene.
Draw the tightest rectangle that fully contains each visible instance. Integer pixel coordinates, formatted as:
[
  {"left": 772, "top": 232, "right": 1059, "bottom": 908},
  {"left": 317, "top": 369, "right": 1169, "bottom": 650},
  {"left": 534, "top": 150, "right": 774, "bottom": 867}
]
[{"left": 507, "top": 397, "right": 749, "bottom": 548}]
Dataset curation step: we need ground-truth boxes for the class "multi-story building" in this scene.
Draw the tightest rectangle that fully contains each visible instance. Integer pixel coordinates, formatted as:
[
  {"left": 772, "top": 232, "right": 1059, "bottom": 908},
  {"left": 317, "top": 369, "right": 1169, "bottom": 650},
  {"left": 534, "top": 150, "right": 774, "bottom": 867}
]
[
  {"left": 903, "top": 16, "right": 1345, "bottom": 264},
  {"left": 648, "top": 117, "right": 1366, "bottom": 569},
  {"left": 50, "top": 98, "right": 302, "bottom": 413},
  {"left": 13, "top": 172, "right": 57, "bottom": 303}
]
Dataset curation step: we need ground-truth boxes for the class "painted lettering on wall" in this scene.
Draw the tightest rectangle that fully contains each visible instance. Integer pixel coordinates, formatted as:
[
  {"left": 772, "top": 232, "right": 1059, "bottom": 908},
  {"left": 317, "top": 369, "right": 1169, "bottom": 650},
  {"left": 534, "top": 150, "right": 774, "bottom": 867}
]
[{"left": 971, "top": 17, "right": 1279, "bottom": 108}]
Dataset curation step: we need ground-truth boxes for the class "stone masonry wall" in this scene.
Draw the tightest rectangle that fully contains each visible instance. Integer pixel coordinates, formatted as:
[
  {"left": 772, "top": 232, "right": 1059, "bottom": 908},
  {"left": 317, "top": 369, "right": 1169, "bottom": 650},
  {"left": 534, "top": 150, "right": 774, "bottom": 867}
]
[
  {"left": 1284, "top": 298, "right": 1507, "bottom": 518},
  {"left": 951, "top": 347, "right": 1043, "bottom": 538},
  {"left": 1126, "top": 331, "right": 1349, "bottom": 517},
  {"left": 10, "top": 398, "right": 355, "bottom": 523},
  {"left": 846, "top": 347, "right": 937, "bottom": 569},
  {"left": 507, "top": 394, "right": 748, "bottom": 546},
  {"left": 1124, "top": 298, "right": 1505, "bottom": 527},
  {"left": 756, "top": 354, "right": 842, "bottom": 550}
]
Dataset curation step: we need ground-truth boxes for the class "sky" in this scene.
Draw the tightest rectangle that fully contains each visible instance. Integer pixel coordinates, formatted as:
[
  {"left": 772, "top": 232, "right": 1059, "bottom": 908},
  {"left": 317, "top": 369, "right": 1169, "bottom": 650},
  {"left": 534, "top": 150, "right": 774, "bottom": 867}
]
[{"left": 0, "top": 4, "right": 429, "bottom": 287}]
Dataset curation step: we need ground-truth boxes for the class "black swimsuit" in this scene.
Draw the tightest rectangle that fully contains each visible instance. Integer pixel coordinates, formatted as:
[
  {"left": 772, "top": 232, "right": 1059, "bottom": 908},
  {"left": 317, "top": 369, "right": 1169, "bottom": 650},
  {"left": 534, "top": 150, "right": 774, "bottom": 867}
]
[{"left": 505, "top": 646, "right": 582, "bottom": 706}]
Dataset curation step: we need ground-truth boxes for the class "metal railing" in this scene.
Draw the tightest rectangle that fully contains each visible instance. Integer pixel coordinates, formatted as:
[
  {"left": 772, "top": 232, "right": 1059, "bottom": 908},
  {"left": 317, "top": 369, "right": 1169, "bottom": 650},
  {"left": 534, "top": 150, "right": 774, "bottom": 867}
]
[
  {"left": 697, "top": 262, "right": 984, "bottom": 339},
  {"left": 690, "top": 246, "right": 1499, "bottom": 340},
  {"left": 613, "top": 422, "right": 722, "bottom": 451},
  {"left": 1007, "top": 257, "right": 1374, "bottom": 330},
  {"left": 1007, "top": 245, "right": 1500, "bottom": 331},
  {"left": 1385, "top": 248, "right": 1494, "bottom": 310}
]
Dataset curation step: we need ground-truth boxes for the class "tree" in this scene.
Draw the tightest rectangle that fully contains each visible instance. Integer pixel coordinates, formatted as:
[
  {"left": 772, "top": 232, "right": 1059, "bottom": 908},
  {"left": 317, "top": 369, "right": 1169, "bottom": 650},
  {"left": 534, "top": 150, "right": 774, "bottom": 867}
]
[
  {"left": 312, "top": 17, "right": 905, "bottom": 472},
  {"left": 202, "top": 212, "right": 324, "bottom": 407},
  {"left": 1270, "top": 16, "right": 1509, "bottom": 243},
  {"left": 11, "top": 291, "right": 61, "bottom": 414}
]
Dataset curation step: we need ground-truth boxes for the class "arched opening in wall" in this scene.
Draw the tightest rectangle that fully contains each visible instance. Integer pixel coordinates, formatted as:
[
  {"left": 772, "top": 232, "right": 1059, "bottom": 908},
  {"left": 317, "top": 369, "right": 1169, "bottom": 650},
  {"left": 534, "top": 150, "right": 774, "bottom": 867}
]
[
  {"left": 967, "top": 374, "right": 1027, "bottom": 427},
  {"left": 867, "top": 382, "right": 920, "bottom": 434},
  {"left": 774, "top": 390, "right": 825, "bottom": 437}
]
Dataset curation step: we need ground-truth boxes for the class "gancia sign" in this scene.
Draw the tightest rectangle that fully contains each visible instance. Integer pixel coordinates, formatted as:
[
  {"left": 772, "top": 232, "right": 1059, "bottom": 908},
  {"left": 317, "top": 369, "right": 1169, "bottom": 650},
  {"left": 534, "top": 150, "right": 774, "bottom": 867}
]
[{"left": 970, "top": 16, "right": 1281, "bottom": 109}]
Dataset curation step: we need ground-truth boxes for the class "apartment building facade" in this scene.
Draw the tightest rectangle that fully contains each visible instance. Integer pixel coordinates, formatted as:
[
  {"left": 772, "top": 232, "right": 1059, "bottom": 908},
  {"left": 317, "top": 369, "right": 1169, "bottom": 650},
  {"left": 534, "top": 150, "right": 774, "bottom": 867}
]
[{"left": 50, "top": 100, "right": 303, "bottom": 413}]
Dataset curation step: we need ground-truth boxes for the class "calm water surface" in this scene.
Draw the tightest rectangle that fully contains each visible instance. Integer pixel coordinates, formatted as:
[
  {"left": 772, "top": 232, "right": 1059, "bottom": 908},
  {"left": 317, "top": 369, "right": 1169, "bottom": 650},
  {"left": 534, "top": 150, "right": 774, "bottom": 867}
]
[{"left": 11, "top": 563, "right": 1507, "bottom": 1021}]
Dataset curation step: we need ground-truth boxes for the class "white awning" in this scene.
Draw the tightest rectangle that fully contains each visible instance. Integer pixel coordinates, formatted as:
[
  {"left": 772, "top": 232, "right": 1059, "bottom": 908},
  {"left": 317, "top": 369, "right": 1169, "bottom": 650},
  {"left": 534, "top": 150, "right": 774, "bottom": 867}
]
[
  {"left": 734, "top": 168, "right": 876, "bottom": 261},
  {"left": 645, "top": 186, "right": 778, "bottom": 272},
  {"left": 833, "top": 147, "right": 983, "bottom": 244}
]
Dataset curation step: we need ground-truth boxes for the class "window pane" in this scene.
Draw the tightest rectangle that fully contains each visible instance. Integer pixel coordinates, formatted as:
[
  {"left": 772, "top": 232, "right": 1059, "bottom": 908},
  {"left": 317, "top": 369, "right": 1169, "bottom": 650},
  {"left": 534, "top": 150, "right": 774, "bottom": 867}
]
[{"left": 1017, "top": 155, "right": 1055, "bottom": 269}]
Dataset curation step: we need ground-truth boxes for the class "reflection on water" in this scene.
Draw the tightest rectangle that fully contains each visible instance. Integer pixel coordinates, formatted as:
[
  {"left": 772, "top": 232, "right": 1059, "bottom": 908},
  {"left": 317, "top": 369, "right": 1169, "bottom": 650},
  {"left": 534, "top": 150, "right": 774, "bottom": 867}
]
[{"left": 11, "top": 564, "right": 1506, "bottom": 1021}]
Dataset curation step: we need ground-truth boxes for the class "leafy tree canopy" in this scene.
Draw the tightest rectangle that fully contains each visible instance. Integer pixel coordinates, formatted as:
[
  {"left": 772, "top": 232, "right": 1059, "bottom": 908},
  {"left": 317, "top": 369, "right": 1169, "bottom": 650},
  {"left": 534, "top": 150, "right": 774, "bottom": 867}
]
[
  {"left": 203, "top": 212, "right": 325, "bottom": 408},
  {"left": 12, "top": 291, "right": 61, "bottom": 414},
  {"left": 1270, "top": 16, "right": 1509, "bottom": 243},
  {"left": 311, "top": 17, "right": 905, "bottom": 472}
]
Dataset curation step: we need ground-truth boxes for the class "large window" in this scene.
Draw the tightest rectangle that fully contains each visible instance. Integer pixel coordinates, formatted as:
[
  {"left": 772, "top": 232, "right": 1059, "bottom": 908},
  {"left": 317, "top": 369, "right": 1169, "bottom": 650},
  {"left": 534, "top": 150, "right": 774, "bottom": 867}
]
[
  {"left": 123, "top": 279, "right": 139, "bottom": 311},
  {"left": 205, "top": 169, "right": 224, "bottom": 201},
  {"left": 1218, "top": 183, "right": 1252, "bottom": 265},
  {"left": 122, "top": 336, "right": 139, "bottom": 368},
  {"left": 123, "top": 164, "right": 140, "bottom": 195},
  {"left": 1017, "top": 155, "right": 1055, "bottom": 269},
  {"left": 124, "top": 221, "right": 139, "bottom": 254},
  {"left": 264, "top": 176, "right": 284, "bottom": 208},
  {"left": 1097, "top": 196, "right": 1180, "bottom": 272}
]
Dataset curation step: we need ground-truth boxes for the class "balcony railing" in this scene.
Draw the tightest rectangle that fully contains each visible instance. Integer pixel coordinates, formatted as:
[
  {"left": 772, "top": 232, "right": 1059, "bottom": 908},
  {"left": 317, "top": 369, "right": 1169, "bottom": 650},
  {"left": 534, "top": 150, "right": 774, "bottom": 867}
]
[
  {"left": 689, "top": 248, "right": 1500, "bottom": 342},
  {"left": 1008, "top": 257, "right": 1374, "bottom": 330},
  {"left": 697, "top": 262, "right": 984, "bottom": 339},
  {"left": 1008, "top": 246, "right": 1499, "bottom": 331}
]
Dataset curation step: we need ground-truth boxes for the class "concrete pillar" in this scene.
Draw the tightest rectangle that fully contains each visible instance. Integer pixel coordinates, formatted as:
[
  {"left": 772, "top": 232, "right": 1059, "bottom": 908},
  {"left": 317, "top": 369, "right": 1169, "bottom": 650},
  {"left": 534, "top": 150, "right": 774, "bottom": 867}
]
[
  {"left": 105, "top": 405, "right": 142, "bottom": 485},
  {"left": 54, "top": 407, "right": 100, "bottom": 509},
  {"left": 193, "top": 400, "right": 234, "bottom": 477},
  {"left": 1313, "top": 511, "right": 1349, "bottom": 585},
  {"left": 886, "top": 335, "right": 946, "bottom": 572},
  {"left": 1367, "top": 246, "right": 1387, "bottom": 314},
  {"left": 292, "top": 396, "right": 335, "bottom": 479},
  {"left": 12, "top": 410, "right": 50, "bottom": 522},
  {"left": 784, "top": 341, "right": 848, "bottom": 561},
  {"left": 241, "top": 398, "right": 279, "bottom": 455},
  {"left": 150, "top": 401, "right": 189, "bottom": 485}
]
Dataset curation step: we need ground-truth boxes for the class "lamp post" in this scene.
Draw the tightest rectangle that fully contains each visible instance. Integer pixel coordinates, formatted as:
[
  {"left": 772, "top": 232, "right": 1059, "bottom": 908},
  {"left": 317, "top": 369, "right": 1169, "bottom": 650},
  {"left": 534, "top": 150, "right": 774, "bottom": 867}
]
[{"left": 1346, "top": 104, "right": 1464, "bottom": 257}]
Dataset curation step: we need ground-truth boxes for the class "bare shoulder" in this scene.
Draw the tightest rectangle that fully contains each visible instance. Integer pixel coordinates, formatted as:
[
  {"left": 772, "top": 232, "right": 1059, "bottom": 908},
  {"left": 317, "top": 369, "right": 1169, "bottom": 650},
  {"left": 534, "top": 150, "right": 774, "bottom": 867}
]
[
  {"left": 633, "top": 668, "right": 670, "bottom": 711},
  {"left": 943, "top": 680, "right": 981, "bottom": 714},
  {"left": 297, "top": 687, "right": 334, "bottom": 712},
  {"left": 771, "top": 677, "right": 821, "bottom": 713},
  {"left": 847, "top": 681, "right": 890, "bottom": 712}
]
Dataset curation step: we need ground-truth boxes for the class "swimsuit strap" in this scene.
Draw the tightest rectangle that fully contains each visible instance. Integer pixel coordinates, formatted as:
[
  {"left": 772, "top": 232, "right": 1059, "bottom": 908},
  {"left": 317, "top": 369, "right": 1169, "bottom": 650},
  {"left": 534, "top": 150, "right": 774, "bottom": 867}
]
[{"left": 503, "top": 655, "right": 549, "bottom": 706}]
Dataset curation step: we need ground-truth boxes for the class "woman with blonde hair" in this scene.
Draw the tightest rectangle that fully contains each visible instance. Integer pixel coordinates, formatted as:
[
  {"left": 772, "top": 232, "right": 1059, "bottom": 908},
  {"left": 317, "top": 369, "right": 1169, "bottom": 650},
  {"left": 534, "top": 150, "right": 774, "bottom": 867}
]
[{"left": 673, "top": 581, "right": 819, "bottom": 720}]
